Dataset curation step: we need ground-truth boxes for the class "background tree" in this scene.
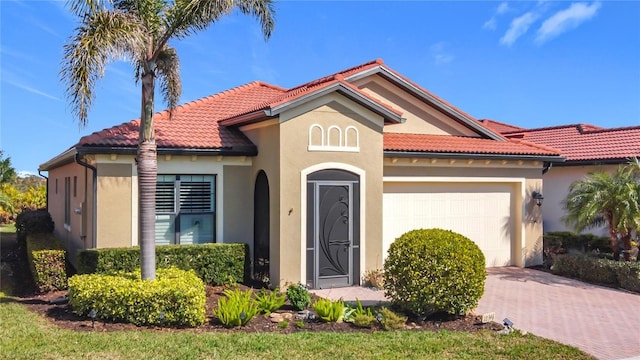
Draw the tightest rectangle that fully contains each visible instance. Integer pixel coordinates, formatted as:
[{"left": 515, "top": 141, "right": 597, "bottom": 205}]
[
  {"left": 563, "top": 160, "right": 640, "bottom": 261},
  {"left": 62, "top": 0, "right": 275, "bottom": 279},
  {"left": 0, "top": 151, "right": 17, "bottom": 185},
  {"left": 0, "top": 151, "right": 17, "bottom": 215}
]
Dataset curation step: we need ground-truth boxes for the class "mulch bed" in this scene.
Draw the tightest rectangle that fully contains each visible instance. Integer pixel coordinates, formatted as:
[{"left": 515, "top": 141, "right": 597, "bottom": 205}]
[
  {"left": 2, "top": 237, "right": 503, "bottom": 334},
  {"left": 15, "top": 286, "right": 503, "bottom": 334}
]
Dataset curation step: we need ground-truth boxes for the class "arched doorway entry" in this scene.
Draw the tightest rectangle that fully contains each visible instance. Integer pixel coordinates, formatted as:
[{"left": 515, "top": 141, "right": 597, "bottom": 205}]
[
  {"left": 306, "top": 169, "right": 360, "bottom": 289},
  {"left": 253, "top": 170, "right": 270, "bottom": 283}
]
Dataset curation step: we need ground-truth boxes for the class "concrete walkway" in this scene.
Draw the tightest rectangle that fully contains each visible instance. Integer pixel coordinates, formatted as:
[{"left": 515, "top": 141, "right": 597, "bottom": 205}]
[{"left": 312, "top": 267, "right": 640, "bottom": 360}]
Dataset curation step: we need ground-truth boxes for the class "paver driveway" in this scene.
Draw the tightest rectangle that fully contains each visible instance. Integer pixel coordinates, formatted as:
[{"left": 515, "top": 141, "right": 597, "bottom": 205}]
[
  {"left": 476, "top": 267, "right": 639, "bottom": 360},
  {"left": 313, "top": 267, "right": 640, "bottom": 360}
]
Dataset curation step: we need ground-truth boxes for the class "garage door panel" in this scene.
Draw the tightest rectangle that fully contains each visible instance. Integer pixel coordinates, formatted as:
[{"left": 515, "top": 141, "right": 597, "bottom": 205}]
[{"left": 383, "top": 183, "right": 513, "bottom": 267}]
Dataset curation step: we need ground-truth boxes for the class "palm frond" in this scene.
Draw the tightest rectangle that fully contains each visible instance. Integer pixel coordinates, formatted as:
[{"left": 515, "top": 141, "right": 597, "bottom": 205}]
[
  {"left": 563, "top": 166, "right": 640, "bottom": 234},
  {"left": 67, "top": 0, "right": 113, "bottom": 17},
  {"left": 155, "top": 46, "right": 182, "bottom": 115},
  {"left": 235, "top": 0, "right": 276, "bottom": 39},
  {"left": 61, "top": 10, "right": 147, "bottom": 126},
  {"left": 162, "top": 0, "right": 275, "bottom": 47}
]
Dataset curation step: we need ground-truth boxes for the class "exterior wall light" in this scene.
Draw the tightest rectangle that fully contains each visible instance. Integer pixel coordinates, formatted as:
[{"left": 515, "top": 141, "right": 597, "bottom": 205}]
[{"left": 532, "top": 191, "right": 544, "bottom": 207}]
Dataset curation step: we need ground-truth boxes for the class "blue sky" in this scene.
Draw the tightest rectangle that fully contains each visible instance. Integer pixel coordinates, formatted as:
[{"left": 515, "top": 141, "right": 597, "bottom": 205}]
[{"left": 1, "top": 0, "right": 639, "bottom": 174}]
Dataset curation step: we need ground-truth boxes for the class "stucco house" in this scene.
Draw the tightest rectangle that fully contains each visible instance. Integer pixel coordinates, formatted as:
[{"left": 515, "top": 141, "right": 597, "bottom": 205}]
[
  {"left": 40, "top": 60, "right": 562, "bottom": 289},
  {"left": 481, "top": 120, "right": 640, "bottom": 236}
]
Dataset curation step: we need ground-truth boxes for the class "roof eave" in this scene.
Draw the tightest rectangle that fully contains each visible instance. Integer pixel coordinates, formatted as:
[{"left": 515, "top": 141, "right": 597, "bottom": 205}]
[
  {"left": 77, "top": 145, "right": 258, "bottom": 157},
  {"left": 269, "top": 82, "right": 405, "bottom": 123},
  {"left": 384, "top": 150, "right": 565, "bottom": 162},
  {"left": 346, "top": 66, "right": 503, "bottom": 140},
  {"left": 219, "top": 111, "right": 275, "bottom": 127},
  {"left": 38, "top": 147, "right": 78, "bottom": 171},
  {"left": 554, "top": 158, "right": 636, "bottom": 166},
  {"left": 40, "top": 145, "right": 258, "bottom": 171}
]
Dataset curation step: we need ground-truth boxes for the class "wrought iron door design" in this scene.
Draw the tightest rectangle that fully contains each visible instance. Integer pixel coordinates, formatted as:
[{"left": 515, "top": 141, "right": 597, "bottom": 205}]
[{"left": 307, "top": 170, "right": 360, "bottom": 289}]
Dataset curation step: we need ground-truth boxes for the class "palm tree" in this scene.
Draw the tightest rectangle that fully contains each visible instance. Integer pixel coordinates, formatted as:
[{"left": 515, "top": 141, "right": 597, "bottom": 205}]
[
  {"left": 62, "top": 0, "right": 275, "bottom": 279},
  {"left": 563, "top": 162, "right": 640, "bottom": 261}
]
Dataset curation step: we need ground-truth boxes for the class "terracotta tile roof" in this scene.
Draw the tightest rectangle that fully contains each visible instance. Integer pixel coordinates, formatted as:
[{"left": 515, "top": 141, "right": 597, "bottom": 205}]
[
  {"left": 478, "top": 119, "right": 525, "bottom": 133},
  {"left": 78, "top": 81, "right": 286, "bottom": 149},
  {"left": 219, "top": 60, "right": 403, "bottom": 125},
  {"left": 75, "top": 59, "right": 558, "bottom": 160},
  {"left": 352, "top": 62, "right": 506, "bottom": 140},
  {"left": 501, "top": 124, "right": 640, "bottom": 161},
  {"left": 384, "top": 133, "right": 560, "bottom": 156}
]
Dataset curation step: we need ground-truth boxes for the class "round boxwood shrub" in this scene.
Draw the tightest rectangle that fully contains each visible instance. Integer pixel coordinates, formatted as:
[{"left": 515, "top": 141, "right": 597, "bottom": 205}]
[{"left": 383, "top": 228, "right": 486, "bottom": 317}]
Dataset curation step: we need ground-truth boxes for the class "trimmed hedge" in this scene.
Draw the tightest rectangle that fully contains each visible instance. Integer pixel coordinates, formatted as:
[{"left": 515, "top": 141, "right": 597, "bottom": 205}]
[
  {"left": 544, "top": 231, "right": 612, "bottom": 253},
  {"left": 16, "top": 209, "right": 54, "bottom": 245},
  {"left": 553, "top": 254, "right": 640, "bottom": 293},
  {"left": 77, "top": 243, "right": 249, "bottom": 285},
  {"left": 383, "top": 229, "right": 486, "bottom": 317},
  {"left": 68, "top": 268, "right": 206, "bottom": 327},
  {"left": 26, "top": 233, "right": 67, "bottom": 292}
]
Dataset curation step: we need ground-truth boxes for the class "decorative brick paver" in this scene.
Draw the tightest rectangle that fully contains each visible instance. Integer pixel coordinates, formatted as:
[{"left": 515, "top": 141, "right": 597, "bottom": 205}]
[
  {"left": 312, "top": 267, "right": 640, "bottom": 360},
  {"left": 476, "top": 267, "right": 640, "bottom": 360}
]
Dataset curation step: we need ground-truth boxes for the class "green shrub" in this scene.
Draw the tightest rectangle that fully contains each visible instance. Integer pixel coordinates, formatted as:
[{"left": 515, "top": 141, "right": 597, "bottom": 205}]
[
  {"left": 553, "top": 253, "right": 640, "bottom": 293},
  {"left": 16, "top": 209, "right": 54, "bottom": 245},
  {"left": 348, "top": 299, "right": 375, "bottom": 328},
  {"left": 378, "top": 307, "right": 406, "bottom": 331},
  {"left": 383, "top": 229, "right": 486, "bottom": 317},
  {"left": 26, "top": 233, "right": 67, "bottom": 292},
  {"left": 213, "top": 287, "right": 259, "bottom": 327},
  {"left": 286, "top": 283, "right": 311, "bottom": 311},
  {"left": 545, "top": 231, "right": 612, "bottom": 253},
  {"left": 77, "top": 243, "right": 248, "bottom": 285},
  {"left": 68, "top": 268, "right": 206, "bottom": 327},
  {"left": 344, "top": 298, "right": 372, "bottom": 322},
  {"left": 312, "top": 297, "right": 345, "bottom": 323},
  {"left": 278, "top": 319, "right": 289, "bottom": 329},
  {"left": 254, "top": 288, "right": 286, "bottom": 315},
  {"left": 352, "top": 313, "right": 376, "bottom": 328},
  {"left": 553, "top": 254, "right": 618, "bottom": 285},
  {"left": 615, "top": 263, "right": 640, "bottom": 293}
]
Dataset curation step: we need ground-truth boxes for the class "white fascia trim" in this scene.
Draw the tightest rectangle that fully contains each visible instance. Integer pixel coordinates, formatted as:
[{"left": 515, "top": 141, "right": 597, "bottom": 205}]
[
  {"left": 383, "top": 176, "right": 524, "bottom": 183},
  {"left": 300, "top": 162, "right": 366, "bottom": 286},
  {"left": 308, "top": 145, "right": 360, "bottom": 153}
]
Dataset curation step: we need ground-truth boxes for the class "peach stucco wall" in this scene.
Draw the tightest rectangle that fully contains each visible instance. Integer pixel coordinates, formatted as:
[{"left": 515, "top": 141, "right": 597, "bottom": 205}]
[{"left": 543, "top": 164, "right": 618, "bottom": 237}]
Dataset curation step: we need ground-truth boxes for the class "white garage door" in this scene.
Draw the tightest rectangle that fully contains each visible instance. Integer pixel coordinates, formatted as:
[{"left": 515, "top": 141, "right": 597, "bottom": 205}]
[{"left": 383, "top": 182, "right": 514, "bottom": 267}]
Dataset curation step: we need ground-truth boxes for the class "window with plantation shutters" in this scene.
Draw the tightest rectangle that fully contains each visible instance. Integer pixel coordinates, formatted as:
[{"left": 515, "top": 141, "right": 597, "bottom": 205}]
[
  {"left": 156, "top": 176, "right": 176, "bottom": 214},
  {"left": 155, "top": 175, "right": 215, "bottom": 245},
  {"left": 180, "top": 177, "right": 213, "bottom": 213}
]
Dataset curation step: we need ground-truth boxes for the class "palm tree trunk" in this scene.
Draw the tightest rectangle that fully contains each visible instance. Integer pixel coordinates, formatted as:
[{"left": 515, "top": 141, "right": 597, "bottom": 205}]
[
  {"left": 609, "top": 228, "right": 620, "bottom": 261},
  {"left": 620, "top": 232, "right": 632, "bottom": 262},
  {"left": 139, "top": 68, "right": 157, "bottom": 280}
]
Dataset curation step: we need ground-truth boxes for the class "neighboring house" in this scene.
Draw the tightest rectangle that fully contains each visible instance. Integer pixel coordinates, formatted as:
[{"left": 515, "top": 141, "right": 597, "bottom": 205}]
[
  {"left": 40, "top": 60, "right": 562, "bottom": 289},
  {"left": 481, "top": 120, "right": 640, "bottom": 236}
]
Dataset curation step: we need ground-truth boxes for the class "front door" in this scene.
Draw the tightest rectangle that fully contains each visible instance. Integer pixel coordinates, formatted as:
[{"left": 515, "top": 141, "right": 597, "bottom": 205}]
[{"left": 307, "top": 170, "right": 360, "bottom": 289}]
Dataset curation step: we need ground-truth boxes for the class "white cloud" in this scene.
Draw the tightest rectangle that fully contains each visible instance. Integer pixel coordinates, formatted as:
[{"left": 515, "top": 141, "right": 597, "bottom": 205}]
[
  {"left": 482, "top": 2, "right": 510, "bottom": 31},
  {"left": 483, "top": 18, "right": 497, "bottom": 31},
  {"left": 4, "top": 79, "right": 61, "bottom": 101},
  {"left": 500, "top": 12, "right": 540, "bottom": 46},
  {"left": 17, "top": 170, "right": 37, "bottom": 178},
  {"left": 497, "top": 2, "right": 511, "bottom": 14},
  {"left": 535, "top": 2, "right": 601, "bottom": 44},
  {"left": 429, "top": 42, "right": 455, "bottom": 65}
]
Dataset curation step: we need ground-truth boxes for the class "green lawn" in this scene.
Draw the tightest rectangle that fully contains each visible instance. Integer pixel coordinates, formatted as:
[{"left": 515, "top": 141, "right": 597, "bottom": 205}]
[
  {"left": 0, "top": 221, "right": 594, "bottom": 360},
  {"left": 0, "top": 298, "right": 593, "bottom": 360}
]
